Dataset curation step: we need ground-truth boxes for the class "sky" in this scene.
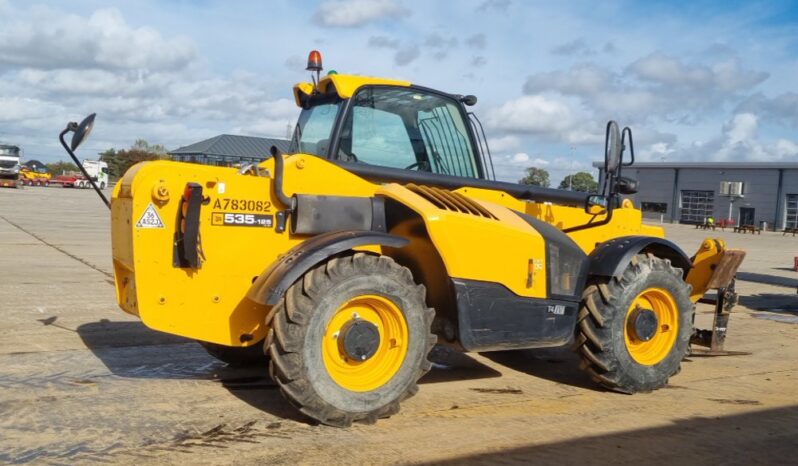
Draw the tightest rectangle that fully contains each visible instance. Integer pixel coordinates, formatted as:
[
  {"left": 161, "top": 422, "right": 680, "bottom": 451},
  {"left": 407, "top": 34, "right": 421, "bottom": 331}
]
[{"left": 1, "top": 0, "right": 797, "bottom": 185}]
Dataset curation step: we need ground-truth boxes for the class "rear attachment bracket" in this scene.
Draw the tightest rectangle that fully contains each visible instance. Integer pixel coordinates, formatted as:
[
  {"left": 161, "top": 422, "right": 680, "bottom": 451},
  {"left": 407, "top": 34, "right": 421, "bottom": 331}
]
[{"left": 690, "top": 250, "right": 750, "bottom": 357}]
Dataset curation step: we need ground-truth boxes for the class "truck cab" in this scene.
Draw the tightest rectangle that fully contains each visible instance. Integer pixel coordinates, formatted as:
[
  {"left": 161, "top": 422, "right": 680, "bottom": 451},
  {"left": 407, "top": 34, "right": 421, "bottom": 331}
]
[{"left": 0, "top": 144, "right": 21, "bottom": 181}]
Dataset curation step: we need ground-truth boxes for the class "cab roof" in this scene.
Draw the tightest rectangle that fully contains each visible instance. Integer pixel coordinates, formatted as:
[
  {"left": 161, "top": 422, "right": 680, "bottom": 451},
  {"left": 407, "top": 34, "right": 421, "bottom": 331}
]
[{"left": 293, "top": 74, "right": 411, "bottom": 106}]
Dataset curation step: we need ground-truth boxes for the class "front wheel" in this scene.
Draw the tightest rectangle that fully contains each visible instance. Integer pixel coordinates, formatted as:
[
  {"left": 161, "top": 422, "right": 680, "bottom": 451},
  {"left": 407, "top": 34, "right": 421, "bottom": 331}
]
[
  {"left": 267, "top": 253, "right": 435, "bottom": 427},
  {"left": 575, "top": 254, "right": 693, "bottom": 393}
]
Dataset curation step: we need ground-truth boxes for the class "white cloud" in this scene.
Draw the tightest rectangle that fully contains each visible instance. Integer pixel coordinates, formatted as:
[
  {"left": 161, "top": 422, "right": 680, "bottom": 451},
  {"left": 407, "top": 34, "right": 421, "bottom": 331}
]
[
  {"left": 667, "top": 113, "right": 798, "bottom": 162},
  {"left": 723, "top": 112, "right": 758, "bottom": 145},
  {"left": 524, "top": 64, "right": 612, "bottom": 96},
  {"left": 0, "top": 7, "right": 195, "bottom": 71},
  {"left": 313, "top": 0, "right": 409, "bottom": 27},
  {"left": 466, "top": 33, "right": 486, "bottom": 49},
  {"left": 524, "top": 53, "right": 770, "bottom": 124},
  {"left": 774, "top": 139, "right": 798, "bottom": 158},
  {"left": 394, "top": 45, "right": 420, "bottom": 66},
  {"left": 550, "top": 38, "right": 595, "bottom": 56},
  {"left": 368, "top": 36, "right": 401, "bottom": 49},
  {"left": 735, "top": 92, "right": 798, "bottom": 127},
  {"left": 628, "top": 53, "right": 768, "bottom": 92},
  {"left": 486, "top": 95, "right": 576, "bottom": 134},
  {"left": 476, "top": 0, "right": 511, "bottom": 13},
  {"left": 487, "top": 135, "right": 521, "bottom": 152}
]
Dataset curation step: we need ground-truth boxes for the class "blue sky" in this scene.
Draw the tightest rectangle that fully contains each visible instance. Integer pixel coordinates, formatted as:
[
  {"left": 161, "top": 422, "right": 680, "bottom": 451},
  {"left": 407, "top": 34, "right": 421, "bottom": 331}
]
[{"left": 1, "top": 0, "right": 796, "bottom": 184}]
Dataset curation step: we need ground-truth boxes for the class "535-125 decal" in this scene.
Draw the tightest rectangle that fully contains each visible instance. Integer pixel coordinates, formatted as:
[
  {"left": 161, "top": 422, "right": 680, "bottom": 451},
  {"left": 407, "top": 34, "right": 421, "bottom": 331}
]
[{"left": 212, "top": 212, "right": 274, "bottom": 228}]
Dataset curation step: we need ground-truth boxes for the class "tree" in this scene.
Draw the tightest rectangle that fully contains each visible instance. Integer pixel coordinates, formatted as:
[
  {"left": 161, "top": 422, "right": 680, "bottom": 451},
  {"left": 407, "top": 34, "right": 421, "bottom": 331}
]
[
  {"left": 559, "top": 171, "right": 598, "bottom": 192},
  {"left": 100, "top": 140, "right": 169, "bottom": 179},
  {"left": 45, "top": 161, "right": 79, "bottom": 175},
  {"left": 519, "top": 167, "right": 550, "bottom": 188},
  {"left": 131, "top": 139, "right": 167, "bottom": 155}
]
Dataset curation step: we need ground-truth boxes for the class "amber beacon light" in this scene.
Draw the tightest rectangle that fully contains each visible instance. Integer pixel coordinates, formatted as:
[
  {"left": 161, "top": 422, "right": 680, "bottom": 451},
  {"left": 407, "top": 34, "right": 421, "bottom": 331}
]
[{"left": 306, "top": 50, "right": 323, "bottom": 72}]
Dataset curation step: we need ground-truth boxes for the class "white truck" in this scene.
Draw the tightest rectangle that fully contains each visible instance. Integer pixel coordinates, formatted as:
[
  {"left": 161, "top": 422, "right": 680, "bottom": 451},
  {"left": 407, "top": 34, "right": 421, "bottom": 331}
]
[
  {"left": 0, "top": 144, "right": 21, "bottom": 188},
  {"left": 53, "top": 160, "right": 109, "bottom": 189}
]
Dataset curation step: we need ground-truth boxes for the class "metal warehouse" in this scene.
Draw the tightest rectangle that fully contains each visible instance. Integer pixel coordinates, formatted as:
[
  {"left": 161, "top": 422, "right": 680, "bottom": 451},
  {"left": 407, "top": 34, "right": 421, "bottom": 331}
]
[
  {"left": 595, "top": 162, "right": 798, "bottom": 230},
  {"left": 169, "top": 134, "right": 291, "bottom": 166}
]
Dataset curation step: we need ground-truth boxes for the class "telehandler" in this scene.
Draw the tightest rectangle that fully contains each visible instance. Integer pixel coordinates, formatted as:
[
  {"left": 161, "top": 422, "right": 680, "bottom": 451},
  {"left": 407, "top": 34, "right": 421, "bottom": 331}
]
[{"left": 61, "top": 51, "right": 743, "bottom": 427}]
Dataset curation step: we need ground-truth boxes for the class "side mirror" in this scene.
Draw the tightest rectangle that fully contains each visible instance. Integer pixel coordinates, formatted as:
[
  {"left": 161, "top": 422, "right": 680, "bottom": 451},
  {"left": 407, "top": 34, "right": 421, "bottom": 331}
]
[
  {"left": 615, "top": 176, "right": 638, "bottom": 195},
  {"left": 604, "top": 120, "right": 622, "bottom": 173},
  {"left": 70, "top": 113, "right": 96, "bottom": 151},
  {"left": 585, "top": 194, "right": 608, "bottom": 215}
]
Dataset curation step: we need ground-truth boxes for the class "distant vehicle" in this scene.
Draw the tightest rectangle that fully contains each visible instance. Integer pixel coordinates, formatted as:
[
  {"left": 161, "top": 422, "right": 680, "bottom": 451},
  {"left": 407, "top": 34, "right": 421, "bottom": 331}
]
[
  {"left": 19, "top": 166, "right": 52, "bottom": 186},
  {"left": 53, "top": 160, "right": 109, "bottom": 189},
  {"left": 0, "top": 144, "right": 21, "bottom": 188}
]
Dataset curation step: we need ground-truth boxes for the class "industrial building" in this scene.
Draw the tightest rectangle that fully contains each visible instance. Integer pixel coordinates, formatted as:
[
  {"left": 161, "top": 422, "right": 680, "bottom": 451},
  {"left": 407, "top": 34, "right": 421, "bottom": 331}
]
[
  {"left": 169, "top": 134, "right": 291, "bottom": 166},
  {"left": 595, "top": 162, "right": 798, "bottom": 230}
]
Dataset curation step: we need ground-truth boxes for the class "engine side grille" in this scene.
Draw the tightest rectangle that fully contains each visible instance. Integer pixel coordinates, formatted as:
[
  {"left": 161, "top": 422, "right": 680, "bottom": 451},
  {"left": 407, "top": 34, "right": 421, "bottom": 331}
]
[{"left": 405, "top": 184, "right": 497, "bottom": 220}]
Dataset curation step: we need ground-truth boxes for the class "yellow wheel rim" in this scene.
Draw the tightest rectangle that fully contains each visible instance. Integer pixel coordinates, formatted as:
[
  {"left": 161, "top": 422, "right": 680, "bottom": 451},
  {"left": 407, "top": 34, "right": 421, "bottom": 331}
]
[
  {"left": 623, "top": 287, "right": 679, "bottom": 366},
  {"left": 322, "top": 295, "right": 409, "bottom": 392}
]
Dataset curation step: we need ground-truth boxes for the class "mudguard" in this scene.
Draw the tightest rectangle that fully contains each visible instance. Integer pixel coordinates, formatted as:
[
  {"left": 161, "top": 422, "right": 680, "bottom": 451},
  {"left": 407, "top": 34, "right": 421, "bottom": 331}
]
[
  {"left": 247, "top": 230, "right": 409, "bottom": 306},
  {"left": 588, "top": 236, "right": 692, "bottom": 279}
]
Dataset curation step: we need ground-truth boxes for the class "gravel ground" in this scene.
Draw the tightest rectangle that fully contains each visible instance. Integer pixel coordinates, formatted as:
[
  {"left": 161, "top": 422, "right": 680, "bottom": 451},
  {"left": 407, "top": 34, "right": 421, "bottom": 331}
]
[{"left": 1, "top": 186, "right": 796, "bottom": 465}]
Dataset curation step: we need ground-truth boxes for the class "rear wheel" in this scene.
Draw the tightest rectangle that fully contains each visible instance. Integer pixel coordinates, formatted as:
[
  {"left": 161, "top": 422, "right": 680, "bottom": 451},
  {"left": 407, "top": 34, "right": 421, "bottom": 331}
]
[
  {"left": 575, "top": 254, "right": 693, "bottom": 393},
  {"left": 199, "top": 340, "right": 269, "bottom": 367},
  {"left": 267, "top": 253, "right": 435, "bottom": 427}
]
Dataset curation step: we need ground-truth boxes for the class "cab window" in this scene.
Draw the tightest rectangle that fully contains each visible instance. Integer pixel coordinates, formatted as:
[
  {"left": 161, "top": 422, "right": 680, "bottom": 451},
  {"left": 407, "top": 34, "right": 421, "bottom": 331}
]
[
  {"left": 338, "top": 87, "right": 479, "bottom": 177},
  {"left": 293, "top": 101, "right": 341, "bottom": 157}
]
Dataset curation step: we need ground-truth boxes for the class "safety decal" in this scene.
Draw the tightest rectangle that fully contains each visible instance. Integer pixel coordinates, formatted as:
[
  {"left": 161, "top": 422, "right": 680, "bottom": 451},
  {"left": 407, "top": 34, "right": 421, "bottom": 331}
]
[{"left": 136, "top": 203, "right": 165, "bottom": 229}]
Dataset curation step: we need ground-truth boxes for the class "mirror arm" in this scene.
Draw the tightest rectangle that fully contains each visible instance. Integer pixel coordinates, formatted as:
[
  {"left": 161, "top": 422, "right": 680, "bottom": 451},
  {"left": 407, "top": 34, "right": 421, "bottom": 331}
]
[
  {"left": 562, "top": 196, "right": 614, "bottom": 234},
  {"left": 59, "top": 127, "right": 110, "bottom": 209}
]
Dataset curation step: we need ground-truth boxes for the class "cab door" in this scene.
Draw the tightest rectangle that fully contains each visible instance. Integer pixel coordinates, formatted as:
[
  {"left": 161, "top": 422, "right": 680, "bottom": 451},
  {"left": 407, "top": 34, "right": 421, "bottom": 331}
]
[{"left": 332, "top": 86, "right": 486, "bottom": 180}]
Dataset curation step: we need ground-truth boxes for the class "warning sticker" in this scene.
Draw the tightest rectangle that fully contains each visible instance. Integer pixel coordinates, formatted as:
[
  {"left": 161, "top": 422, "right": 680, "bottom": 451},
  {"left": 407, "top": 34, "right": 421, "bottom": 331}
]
[{"left": 136, "top": 203, "right": 165, "bottom": 229}]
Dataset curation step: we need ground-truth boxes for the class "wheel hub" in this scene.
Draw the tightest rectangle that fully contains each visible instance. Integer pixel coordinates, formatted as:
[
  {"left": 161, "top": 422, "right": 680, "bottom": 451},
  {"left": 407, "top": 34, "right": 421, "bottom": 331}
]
[
  {"left": 339, "top": 319, "right": 380, "bottom": 361},
  {"left": 629, "top": 306, "right": 658, "bottom": 342}
]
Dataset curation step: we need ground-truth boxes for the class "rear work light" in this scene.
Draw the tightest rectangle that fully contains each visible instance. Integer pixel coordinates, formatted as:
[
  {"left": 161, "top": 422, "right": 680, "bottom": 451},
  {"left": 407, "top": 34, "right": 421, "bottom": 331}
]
[{"left": 174, "top": 182, "right": 204, "bottom": 268}]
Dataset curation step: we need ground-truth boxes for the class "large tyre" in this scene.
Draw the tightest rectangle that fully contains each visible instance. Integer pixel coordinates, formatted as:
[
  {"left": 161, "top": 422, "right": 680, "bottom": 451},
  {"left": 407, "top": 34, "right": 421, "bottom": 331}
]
[
  {"left": 267, "top": 252, "right": 436, "bottom": 427},
  {"left": 199, "top": 340, "right": 269, "bottom": 367},
  {"left": 575, "top": 253, "right": 693, "bottom": 393}
]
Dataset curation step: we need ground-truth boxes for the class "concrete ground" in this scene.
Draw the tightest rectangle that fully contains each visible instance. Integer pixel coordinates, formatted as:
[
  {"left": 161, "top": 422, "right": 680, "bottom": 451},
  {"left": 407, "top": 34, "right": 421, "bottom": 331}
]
[{"left": 1, "top": 186, "right": 797, "bottom": 465}]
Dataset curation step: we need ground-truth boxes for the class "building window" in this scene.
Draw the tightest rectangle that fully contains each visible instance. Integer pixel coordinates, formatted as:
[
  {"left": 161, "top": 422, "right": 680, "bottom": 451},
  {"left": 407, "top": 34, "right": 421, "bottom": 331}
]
[
  {"left": 787, "top": 194, "right": 798, "bottom": 229},
  {"left": 641, "top": 202, "right": 667, "bottom": 213},
  {"left": 680, "top": 190, "right": 714, "bottom": 224}
]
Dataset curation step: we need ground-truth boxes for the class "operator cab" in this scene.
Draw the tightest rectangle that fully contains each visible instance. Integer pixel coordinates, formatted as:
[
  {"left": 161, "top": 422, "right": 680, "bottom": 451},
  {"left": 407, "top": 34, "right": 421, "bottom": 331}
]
[{"left": 291, "top": 51, "right": 494, "bottom": 181}]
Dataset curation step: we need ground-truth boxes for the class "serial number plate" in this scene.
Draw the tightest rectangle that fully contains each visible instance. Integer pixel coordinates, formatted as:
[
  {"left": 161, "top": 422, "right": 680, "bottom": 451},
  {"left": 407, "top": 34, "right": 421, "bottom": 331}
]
[
  {"left": 211, "top": 212, "right": 274, "bottom": 227},
  {"left": 212, "top": 198, "right": 272, "bottom": 213}
]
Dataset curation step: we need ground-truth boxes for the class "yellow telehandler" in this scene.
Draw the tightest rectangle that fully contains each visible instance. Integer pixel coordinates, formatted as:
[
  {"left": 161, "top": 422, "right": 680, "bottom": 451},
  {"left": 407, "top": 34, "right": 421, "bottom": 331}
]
[{"left": 60, "top": 51, "right": 743, "bottom": 426}]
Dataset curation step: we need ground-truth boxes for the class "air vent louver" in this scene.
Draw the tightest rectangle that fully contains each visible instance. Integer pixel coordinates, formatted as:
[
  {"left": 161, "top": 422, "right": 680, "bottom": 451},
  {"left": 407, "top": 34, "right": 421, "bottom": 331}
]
[{"left": 406, "top": 184, "right": 497, "bottom": 220}]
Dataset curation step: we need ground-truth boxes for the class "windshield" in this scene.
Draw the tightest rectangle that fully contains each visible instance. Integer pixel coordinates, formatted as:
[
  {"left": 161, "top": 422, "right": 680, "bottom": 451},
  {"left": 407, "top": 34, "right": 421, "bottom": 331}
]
[
  {"left": 0, "top": 146, "right": 20, "bottom": 158},
  {"left": 290, "top": 102, "right": 341, "bottom": 157},
  {"left": 338, "top": 87, "right": 478, "bottom": 177}
]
